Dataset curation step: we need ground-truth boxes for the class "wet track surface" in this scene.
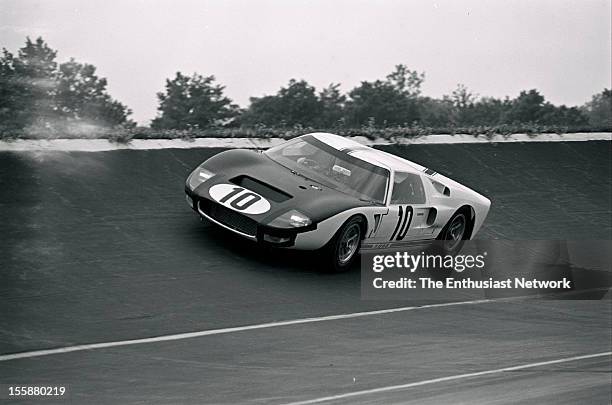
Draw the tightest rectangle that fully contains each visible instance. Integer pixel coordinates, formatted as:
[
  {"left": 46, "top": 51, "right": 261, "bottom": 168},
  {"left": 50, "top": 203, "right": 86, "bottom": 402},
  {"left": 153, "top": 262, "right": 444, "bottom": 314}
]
[{"left": 0, "top": 141, "right": 610, "bottom": 404}]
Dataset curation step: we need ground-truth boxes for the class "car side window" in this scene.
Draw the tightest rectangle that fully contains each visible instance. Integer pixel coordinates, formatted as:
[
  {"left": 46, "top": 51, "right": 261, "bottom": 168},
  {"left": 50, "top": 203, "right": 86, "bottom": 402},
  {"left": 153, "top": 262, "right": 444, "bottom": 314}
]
[{"left": 390, "top": 172, "right": 426, "bottom": 204}]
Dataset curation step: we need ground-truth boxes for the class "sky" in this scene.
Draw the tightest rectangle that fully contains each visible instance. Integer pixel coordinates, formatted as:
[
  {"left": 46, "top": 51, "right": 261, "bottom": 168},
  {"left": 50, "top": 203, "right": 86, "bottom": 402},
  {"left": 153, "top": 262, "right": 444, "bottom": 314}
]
[{"left": 1, "top": 0, "right": 610, "bottom": 125}]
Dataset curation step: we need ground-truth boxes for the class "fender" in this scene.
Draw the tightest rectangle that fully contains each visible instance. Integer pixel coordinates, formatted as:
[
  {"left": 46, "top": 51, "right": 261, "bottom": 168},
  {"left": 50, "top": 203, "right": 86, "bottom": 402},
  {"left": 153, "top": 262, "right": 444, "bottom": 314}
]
[{"left": 292, "top": 206, "right": 388, "bottom": 250}]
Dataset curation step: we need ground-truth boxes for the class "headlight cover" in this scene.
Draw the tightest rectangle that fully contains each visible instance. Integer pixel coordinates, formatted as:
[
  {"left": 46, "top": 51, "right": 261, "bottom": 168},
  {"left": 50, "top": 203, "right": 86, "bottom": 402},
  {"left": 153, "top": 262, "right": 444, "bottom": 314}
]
[
  {"left": 268, "top": 210, "right": 312, "bottom": 228},
  {"left": 188, "top": 167, "right": 215, "bottom": 190}
]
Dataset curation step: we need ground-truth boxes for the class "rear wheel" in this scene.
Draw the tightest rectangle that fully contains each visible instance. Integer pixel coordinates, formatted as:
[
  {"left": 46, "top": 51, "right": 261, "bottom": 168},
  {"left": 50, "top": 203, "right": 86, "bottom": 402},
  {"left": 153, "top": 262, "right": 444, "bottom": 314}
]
[
  {"left": 436, "top": 211, "right": 468, "bottom": 254},
  {"left": 324, "top": 217, "right": 363, "bottom": 272}
]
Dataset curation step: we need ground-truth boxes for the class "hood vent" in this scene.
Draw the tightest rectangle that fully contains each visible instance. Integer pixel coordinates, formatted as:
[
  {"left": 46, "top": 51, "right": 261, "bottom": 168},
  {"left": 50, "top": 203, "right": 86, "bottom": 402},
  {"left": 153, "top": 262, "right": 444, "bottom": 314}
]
[{"left": 230, "top": 175, "right": 292, "bottom": 203}]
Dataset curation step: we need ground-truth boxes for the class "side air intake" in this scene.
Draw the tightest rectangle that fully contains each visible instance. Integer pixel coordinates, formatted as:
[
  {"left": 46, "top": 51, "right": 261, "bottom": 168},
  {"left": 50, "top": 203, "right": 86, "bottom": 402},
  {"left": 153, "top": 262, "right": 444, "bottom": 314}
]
[{"left": 431, "top": 180, "right": 450, "bottom": 196}]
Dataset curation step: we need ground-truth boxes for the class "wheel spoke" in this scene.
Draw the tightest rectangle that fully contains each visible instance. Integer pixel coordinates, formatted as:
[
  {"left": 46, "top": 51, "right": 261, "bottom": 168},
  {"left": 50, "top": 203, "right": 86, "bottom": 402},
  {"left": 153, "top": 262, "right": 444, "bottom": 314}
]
[
  {"left": 337, "top": 223, "right": 361, "bottom": 264},
  {"left": 445, "top": 215, "right": 466, "bottom": 250}
]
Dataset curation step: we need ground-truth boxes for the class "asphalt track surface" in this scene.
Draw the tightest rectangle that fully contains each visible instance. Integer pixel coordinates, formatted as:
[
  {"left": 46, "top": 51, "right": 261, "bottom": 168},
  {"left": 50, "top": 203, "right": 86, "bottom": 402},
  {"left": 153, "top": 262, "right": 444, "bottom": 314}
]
[{"left": 0, "top": 141, "right": 610, "bottom": 404}]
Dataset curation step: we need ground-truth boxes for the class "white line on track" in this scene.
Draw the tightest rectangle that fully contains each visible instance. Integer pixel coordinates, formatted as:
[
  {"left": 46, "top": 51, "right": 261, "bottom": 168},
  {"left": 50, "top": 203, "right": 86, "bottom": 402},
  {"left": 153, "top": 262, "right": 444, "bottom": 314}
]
[
  {"left": 2, "top": 288, "right": 608, "bottom": 362},
  {"left": 283, "top": 352, "right": 612, "bottom": 405},
  {"left": 0, "top": 132, "right": 609, "bottom": 152},
  {"left": 0, "top": 298, "right": 497, "bottom": 362}
]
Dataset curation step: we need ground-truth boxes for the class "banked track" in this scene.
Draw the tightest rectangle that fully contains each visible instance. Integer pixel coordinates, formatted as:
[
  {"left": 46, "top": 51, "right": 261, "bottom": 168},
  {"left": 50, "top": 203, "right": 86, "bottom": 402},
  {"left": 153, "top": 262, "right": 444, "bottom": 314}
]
[{"left": 0, "top": 140, "right": 610, "bottom": 404}]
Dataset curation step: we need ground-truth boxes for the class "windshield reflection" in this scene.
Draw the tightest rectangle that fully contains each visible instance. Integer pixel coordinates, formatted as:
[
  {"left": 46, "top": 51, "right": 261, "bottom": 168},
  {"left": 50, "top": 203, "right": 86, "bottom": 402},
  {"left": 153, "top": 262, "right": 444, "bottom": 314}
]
[{"left": 265, "top": 135, "right": 389, "bottom": 204}]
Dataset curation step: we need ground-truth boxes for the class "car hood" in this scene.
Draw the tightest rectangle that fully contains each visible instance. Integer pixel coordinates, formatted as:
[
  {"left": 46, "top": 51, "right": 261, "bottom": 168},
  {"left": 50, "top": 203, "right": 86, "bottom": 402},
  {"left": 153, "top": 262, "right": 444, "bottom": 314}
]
[{"left": 191, "top": 149, "right": 373, "bottom": 225}]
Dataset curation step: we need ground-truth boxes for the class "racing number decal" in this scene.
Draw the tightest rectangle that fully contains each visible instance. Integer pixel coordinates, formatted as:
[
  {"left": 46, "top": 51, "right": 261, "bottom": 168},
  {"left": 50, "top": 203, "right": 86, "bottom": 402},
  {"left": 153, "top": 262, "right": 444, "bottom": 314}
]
[
  {"left": 209, "top": 183, "right": 271, "bottom": 215},
  {"left": 389, "top": 206, "right": 413, "bottom": 241},
  {"left": 219, "top": 187, "right": 262, "bottom": 210},
  {"left": 218, "top": 187, "right": 243, "bottom": 203}
]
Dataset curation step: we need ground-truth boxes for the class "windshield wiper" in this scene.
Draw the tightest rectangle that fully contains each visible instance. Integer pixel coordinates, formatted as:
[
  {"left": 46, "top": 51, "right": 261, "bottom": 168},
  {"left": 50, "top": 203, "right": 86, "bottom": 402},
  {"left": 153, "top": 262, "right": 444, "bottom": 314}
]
[{"left": 290, "top": 169, "right": 318, "bottom": 183}]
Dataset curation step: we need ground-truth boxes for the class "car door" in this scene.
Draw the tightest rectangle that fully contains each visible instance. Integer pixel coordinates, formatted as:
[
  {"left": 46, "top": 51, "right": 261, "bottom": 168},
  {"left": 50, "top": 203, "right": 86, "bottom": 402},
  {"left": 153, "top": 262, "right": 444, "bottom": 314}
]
[{"left": 370, "top": 171, "right": 430, "bottom": 244}]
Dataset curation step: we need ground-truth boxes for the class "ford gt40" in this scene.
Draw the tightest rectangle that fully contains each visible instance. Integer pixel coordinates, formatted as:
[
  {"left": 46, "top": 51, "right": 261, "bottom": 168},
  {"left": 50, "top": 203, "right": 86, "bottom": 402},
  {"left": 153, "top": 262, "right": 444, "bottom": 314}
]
[{"left": 185, "top": 133, "right": 491, "bottom": 271}]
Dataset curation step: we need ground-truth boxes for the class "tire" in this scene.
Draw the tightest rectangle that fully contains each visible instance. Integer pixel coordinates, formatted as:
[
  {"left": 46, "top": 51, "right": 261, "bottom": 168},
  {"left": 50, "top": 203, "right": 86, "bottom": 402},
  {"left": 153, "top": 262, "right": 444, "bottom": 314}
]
[
  {"left": 323, "top": 216, "right": 363, "bottom": 272},
  {"left": 436, "top": 210, "right": 469, "bottom": 254}
]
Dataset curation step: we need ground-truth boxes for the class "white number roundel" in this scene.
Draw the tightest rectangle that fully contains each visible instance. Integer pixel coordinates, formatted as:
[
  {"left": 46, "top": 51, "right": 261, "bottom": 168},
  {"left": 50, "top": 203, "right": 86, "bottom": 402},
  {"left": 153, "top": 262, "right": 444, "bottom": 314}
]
[{"left": 209, "top": 183, "right": 271, "bottom": 215}]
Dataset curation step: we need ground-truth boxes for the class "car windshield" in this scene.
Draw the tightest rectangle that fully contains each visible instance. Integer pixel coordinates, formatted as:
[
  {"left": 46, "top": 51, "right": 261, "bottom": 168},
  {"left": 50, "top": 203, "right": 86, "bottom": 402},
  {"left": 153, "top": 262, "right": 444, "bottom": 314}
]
[{"left": 264, "top": 135, "right": 389, "bottom": 204}]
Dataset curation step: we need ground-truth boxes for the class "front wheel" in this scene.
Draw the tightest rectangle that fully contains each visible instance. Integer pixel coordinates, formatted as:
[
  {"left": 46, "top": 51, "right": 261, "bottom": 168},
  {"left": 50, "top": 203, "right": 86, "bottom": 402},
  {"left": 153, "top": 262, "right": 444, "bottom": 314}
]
[{"left": 323, "top": 217, "right": 363, "bottom": 272}]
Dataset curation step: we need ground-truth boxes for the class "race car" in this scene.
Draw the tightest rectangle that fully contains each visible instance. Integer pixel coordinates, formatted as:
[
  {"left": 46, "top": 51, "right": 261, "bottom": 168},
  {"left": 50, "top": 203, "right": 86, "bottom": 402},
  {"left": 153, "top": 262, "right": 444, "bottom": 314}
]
[{"left": 185, "top": 132, "right": 491, "bottom": 271}]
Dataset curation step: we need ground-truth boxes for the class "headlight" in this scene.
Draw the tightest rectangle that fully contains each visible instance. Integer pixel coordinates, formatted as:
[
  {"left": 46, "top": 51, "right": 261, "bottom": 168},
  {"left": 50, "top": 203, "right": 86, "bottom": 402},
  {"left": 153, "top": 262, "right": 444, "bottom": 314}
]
[
  {"left": 188, "top": 167, "right": 215, "bottom": 190},
  {"left": 268, "top": 210, "right": 312, "bottom": 228}
]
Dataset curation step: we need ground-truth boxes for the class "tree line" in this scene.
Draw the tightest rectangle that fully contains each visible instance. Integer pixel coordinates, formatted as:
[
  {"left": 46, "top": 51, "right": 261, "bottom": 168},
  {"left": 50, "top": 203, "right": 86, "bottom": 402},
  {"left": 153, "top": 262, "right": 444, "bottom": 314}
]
[
  {"left": 1, "top": 37, "right": 610, "bottom": 135},
  {"left": 0, "top": 38, "right": 133, "bottom": 132},
  {"left": 153, "top": 69, "right": 610, "bottom": 131}
]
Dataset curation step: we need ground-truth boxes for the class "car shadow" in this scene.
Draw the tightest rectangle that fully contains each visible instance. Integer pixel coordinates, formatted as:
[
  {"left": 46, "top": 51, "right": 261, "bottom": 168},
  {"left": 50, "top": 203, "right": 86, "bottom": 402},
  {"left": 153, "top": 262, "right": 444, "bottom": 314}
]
[{"left": 183, "top": 219, "right": 361, "bottom": 276}]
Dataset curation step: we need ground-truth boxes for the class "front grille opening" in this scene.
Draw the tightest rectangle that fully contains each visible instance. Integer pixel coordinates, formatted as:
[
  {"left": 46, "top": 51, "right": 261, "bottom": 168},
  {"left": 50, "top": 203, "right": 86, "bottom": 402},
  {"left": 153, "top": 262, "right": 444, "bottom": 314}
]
[
  {"left": 199, "top": 200, "right": 258, "bottom": 237},
  {"left": 230, "top": 176, "right": 292, "bottom": 203}
]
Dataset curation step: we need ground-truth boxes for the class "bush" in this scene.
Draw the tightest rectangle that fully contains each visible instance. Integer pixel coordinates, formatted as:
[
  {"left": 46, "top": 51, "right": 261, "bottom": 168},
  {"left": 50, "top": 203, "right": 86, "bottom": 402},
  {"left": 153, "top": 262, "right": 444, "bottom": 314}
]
[{"left": 1, "top": 123, "right": 609, "bottom": 143}]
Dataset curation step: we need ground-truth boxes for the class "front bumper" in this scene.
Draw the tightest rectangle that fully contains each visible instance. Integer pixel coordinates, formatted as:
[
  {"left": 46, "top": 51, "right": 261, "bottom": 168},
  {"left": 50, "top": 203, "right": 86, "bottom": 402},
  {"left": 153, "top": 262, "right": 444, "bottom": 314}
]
[{"left": 185, "top": 188, "right": 315, "bottom": 248}]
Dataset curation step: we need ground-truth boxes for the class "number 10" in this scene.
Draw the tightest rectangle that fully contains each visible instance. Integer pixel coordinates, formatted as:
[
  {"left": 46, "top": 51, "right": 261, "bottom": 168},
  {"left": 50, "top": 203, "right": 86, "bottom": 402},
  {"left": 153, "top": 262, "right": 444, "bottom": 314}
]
[
  {"left": 219, "top": 187, "right": 262, "bottom": 211},
  {"left": 390, "top": 205, "right": 413, "bottom": 241}
]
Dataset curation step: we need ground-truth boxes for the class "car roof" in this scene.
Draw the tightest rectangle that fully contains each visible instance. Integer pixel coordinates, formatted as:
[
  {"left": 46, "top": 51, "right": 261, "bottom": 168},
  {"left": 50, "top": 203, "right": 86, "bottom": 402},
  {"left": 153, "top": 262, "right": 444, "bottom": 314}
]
[{"left": 309, "top": 132, "right": 424, "bottom": 174}]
